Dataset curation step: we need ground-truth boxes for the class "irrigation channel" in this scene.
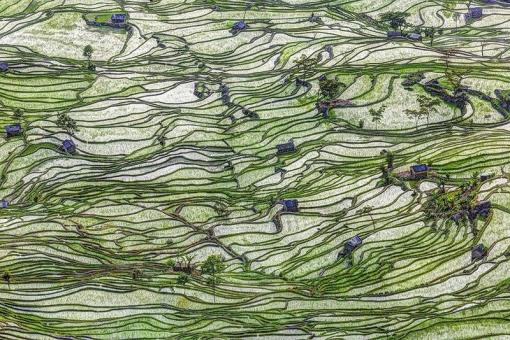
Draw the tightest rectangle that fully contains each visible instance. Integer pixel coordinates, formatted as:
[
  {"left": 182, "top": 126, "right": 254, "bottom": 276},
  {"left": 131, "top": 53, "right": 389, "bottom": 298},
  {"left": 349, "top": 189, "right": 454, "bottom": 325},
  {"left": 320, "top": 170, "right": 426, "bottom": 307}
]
[{"left": 0, "top": 0, "right": 510, "bottom": 339}]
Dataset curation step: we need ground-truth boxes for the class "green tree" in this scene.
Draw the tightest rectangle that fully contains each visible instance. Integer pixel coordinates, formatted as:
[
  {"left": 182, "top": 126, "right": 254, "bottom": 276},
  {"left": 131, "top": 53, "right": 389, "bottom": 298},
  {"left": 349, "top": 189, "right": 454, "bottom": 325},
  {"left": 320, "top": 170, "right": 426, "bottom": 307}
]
[
  {"left": 406, "top": 95, "right": 441, "bottom": 128},
  {"left": 360, "top": 205, "right": 376, "bottom": 229},
  {"left": 83, "top": 45, "right": 93, "bottom": 60},
  {"left": 445, "top": 69, "right": 465, "bottom": 90},
  {"left": 379, "top": 164, "right": 391, "bottom": 186},
  {"left": 201, "top": 255, "right": 225, "bottom": 275},
  {"left": 405, "top": 108, "right": 424, "bottom": 129},
  {"left": 176, "top": 273, "right": 189, "bottom": 285},
  {"left": 293, "top": 54, "right": 318, "bottom": 79},
  {"left": 2, "top": 271, "right": 10, "bottom": 283},
  {"left": 201, "top": 254, "right": 225, "bottom": 302},
  {"left": 13, "top": 108, "right": 23, "bottom": 121},
  {"left": 380, "top": 11, "right": 410, "bottom": 32},
  {"left": 424, "top": 27, "right": 436, "bottom": 46},
  {"left": 83, "top": 45, "right": 95, "bottom": 70},
  {"left": 167, "top": 258, "right": 176, "bottom": 268},
  {"left": 132, "top": 269, "right": 142, "bottom": 280},
  {"left": 319, "top": 77, "right": 344, "bottom": 100},
  {"left": 369, "top": 105, "right": 386, "bottom": 130},
  {"left": 206, "top": 275, "right": 219, "bottom": 287},
  {"left": 439, "top": 177, "right": 446, "bottom": 193},
  {"left": 386, "top": 151, "right": 394, "bottom": 169},
  {"left": 56, "top": 112, "right": 78, "bottom": 135},
  {"left": 417, "top": 95, "right": 441, "bottom": 125}
]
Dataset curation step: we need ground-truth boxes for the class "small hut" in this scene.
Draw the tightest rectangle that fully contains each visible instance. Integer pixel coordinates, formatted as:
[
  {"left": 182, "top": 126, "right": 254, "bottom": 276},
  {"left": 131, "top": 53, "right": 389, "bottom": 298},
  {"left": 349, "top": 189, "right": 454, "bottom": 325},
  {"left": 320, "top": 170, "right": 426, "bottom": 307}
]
[
  {"left": 5, "top": 124, "right": 22, "bottom": 137},
  {"left": 276, "top": 141, "right": 296, "bottom": 155},
  {"left": 230, "top": 21, "right": 248, "bottom": 34},
  {"left": 233, "top": 21, "right": 247, "bottom": 30},
  {"left": 295, "top": 78, "right": 308, "bottom": 87},
  {"left": 111, "top": 14, "right": 127, "bottom": 24},
  {"left": 0, "top": 62, "right": 8, "bottom": 72},
  {"left": 308, "top": 13, "right": 321, "bottom": 23},
  {"left": 219, "top": 84, "right": 229, "bottom": 95},
  {"left": 451, "top": 211, "right": 465, "bottom": 222},
  {"left": 0, "top": 200, "right": 8, "bottom": 208},
  {"left": 61, "top": 139, "right": 76, "bottom": 154},
  {"left": 281, "top": 199, "right": 298, "bottom": 213},
  {"left": 473, "top": 201, "right": 491, "bottom": 217},
  {"left": 344, "top": 235, "right": 362, "bottom": 253},
  {"left": 408, "top": 33, "right": 422, "bottom": 41},
  {"left": 471, "top": 244, "right": 487, "bottom": 261},
  {"left": 465, "top": 7, "right": 482, "bottom": 21},
  {"left": 480, "top": 173, "right": 491, "bottom": 182},
  {"left": 319, "top": 105, "right": 329, "bottom": 118},
  {"left": 387, "top": 31, "right": 404, "bottom": 39},
  {"left": 410, "top": 164, "right": 428, "bottom": 179}
]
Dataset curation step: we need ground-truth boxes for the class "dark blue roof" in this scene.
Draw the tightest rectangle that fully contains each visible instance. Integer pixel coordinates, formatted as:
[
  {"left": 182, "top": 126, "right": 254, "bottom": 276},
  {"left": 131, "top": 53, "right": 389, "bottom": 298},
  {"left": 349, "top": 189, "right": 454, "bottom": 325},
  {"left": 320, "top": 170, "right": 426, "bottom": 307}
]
[
  {"left": 320, "top": 106, "right": 329, "bottom": 117},
  {"left": 295, "top": 78, "right": 308, "bottom": 86},
  {"left": 5, "top": 124, "right": 21, "bottom": 133},
  {"left": 61, "top": 139, "right": 76, "bottom": 154},
  {"left": 282, "top": 199, "right": 298, "bottom": 212},
  {"left": 411, "top": 164, "right": 428, "bottom": 173},
  {"left": 63, "top": 139, "right": 74, "bottom": 146},
  {"left": 220, "top": 84, "right": 229, "bottom": 94},
  {"left": 0, "top": 62, "right": 8, "bottom": 71},
  {"left": 346, "top": 235, "right": 362, "bottom": 248},
  {"left": 387, "top": 31, "right": 403, "bottom": 37},
  {"left": 473, "top": 244, "right": 485, "bottom": 253},
  {"left": 276, "top": 141, "right": 296, "bottom": 154},
  {"left": 0, "top": 200, "right": 8, "bottom": 208},
  {"left": 309, "top": 14, "right": 320, "bottom": 22},
  {"left": 475, "top": 201, "right": 491, "bottom": 211},
  {"left": 111, "top": 14, "right": 126, "bottom": 20},
  {"left": 451, "top": 212, "right": 464, "bottom": 222},
  {"left": 233, "top": 21, "right": 247, "bottom": 30},
  {"left": 465, "top": 7, "right": 483, "bottom": 19},
  {"left": 472, "top": 244, "right": 486, "bottom": 259},
  {"left": 62, "top": 139, "right": 75, "bottom": 150},
  {"left": 469, "top": 7, "right": 482, "bottom": 16}
]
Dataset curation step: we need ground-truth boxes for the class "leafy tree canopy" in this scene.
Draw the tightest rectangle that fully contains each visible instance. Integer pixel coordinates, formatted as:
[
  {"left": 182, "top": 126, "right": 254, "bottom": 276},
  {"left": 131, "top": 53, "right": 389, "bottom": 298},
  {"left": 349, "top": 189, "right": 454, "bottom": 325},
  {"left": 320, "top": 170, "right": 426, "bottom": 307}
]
[
  {"left": 201, "top": 255, "right": 226, "bottom": 275},
  {"left": 319, "top": 78, "right": 345, "bottom": 100},
  {"left": 56, "top": 112, "right": 78, "bottom": 135},
  {"left": 83, "top": 45, "right": 93, "bottom": 59},
  {"left": 380, "top": 11, "right": 410, "bottom": 32}
]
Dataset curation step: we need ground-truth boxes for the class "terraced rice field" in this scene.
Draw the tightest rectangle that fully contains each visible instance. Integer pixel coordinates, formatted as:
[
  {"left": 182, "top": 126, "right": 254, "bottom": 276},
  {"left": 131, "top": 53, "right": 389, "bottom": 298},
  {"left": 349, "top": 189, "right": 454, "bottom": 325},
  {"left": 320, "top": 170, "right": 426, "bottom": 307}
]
[{"left": 1, "top": 0, "right": 510, "bottom": 339}]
